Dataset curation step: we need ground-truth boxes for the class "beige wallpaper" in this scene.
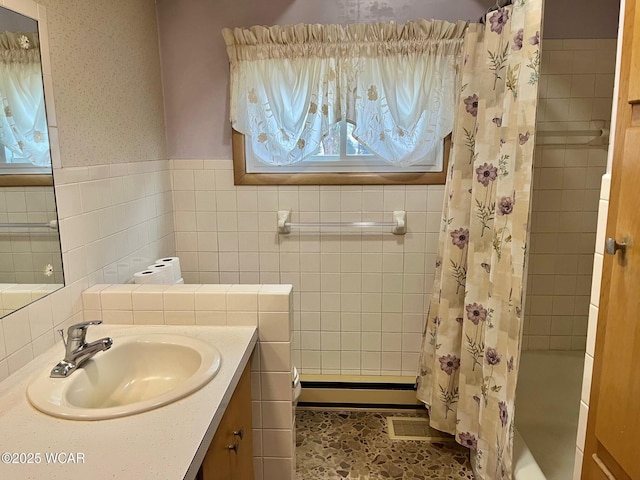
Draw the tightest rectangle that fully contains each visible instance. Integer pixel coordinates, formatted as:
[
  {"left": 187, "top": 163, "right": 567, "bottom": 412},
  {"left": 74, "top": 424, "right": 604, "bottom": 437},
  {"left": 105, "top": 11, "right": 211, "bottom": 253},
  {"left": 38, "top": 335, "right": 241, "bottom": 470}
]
[{"left": 36, "top": 0, "right": 166, "bottom": 167}]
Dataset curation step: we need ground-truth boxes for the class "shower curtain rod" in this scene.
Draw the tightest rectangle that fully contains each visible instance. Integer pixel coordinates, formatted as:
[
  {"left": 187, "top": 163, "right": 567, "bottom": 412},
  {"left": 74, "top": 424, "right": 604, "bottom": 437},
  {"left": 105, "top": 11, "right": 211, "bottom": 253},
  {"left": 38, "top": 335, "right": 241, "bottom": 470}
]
[{"left": 480, "top": 0, "right": 513, "bottom": 23}]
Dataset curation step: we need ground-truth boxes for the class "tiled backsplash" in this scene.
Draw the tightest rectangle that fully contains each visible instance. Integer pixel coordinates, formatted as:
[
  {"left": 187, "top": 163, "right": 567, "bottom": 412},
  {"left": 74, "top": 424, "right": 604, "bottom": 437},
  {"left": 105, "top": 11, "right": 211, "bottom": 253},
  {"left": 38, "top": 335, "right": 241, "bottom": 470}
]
[
  {"left": 0, "top": 160, "right": 174, "bottom": 380},
  {"left": 171, "top": 159, "right": 445, "bottom": 376},
  {"left": 54, "top": 161, "right": 175, "bottom": 286},
  {"left": 524, "top": 38, "right": 616, "bottom": 351},
  {"left": 0, "top": 284, "right": 59, "bottom": 317},
  {"left": 82, "top": 283, "right": 295, "bottom": 480}
]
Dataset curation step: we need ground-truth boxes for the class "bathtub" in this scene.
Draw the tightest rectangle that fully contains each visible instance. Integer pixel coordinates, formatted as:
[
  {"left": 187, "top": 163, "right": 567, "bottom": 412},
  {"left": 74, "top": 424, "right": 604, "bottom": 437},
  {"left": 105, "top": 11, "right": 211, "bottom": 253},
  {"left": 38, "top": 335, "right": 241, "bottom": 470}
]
[{"left": 514, "top": 350, "right": 585, "bottom": 480}]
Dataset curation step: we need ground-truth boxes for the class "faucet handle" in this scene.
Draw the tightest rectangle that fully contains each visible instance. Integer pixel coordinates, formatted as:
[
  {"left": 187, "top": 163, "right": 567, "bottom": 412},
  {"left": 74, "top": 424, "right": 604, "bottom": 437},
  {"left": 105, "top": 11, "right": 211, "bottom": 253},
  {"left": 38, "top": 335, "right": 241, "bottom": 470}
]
[
  {"left": 56, "top": 329, "right": 67, "bottom": 347},
  {"left": 67, "top": 320, "right": 103, "bottom": 341}
]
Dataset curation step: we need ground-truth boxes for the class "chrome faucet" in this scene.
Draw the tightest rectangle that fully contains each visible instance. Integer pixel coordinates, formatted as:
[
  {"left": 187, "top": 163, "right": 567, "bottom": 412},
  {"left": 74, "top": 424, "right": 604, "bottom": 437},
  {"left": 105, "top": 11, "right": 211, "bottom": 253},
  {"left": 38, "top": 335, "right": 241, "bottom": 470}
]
[{"left": 50, "top": 320, "right": 113, "bottom": 378}]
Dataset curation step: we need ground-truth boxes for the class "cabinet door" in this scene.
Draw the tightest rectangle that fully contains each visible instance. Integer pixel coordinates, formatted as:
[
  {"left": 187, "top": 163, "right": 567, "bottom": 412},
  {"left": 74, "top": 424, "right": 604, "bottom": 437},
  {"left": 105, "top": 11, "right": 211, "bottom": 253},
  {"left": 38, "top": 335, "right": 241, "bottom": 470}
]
[
  {"left": 201, "top": 363, "right": 254, "bottom": 480},
  {"left": 228, "top": 364, "right": 254, "bottom": 480}
]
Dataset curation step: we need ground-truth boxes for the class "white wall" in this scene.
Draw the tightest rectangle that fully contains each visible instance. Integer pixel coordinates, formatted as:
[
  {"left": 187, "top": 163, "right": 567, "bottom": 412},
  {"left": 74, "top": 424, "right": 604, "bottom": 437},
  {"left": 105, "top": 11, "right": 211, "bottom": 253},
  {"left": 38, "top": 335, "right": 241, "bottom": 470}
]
[
  {"left": 172, "top": 159, "right": 444, "bottom": 376},
  {"left": 524, "top": 38, "right": 616, "bottom": 351}
]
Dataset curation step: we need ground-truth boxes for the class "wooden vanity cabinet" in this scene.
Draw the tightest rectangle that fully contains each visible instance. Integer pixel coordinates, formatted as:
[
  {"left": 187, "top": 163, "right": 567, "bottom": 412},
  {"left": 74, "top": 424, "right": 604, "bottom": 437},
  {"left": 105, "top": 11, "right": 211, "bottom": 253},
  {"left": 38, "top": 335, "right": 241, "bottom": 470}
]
[{"left": 200, "top": 363, "right": 254, "bottom": 480}]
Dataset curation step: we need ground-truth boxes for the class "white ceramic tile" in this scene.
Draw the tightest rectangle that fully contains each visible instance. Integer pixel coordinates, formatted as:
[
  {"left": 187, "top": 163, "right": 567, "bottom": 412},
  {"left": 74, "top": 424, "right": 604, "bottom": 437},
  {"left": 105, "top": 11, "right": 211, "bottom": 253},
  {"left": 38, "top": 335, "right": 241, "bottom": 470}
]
[
  {"left": 261, "top": 372, "right": 292, "bottom": 401},
  {"left": 131, "top": 285, "right": 170, "bottom": 311},
  {"left": 227, "top": 311, "right": 258, "bottom": 326},
  {"left": 581, "top": 353, "right": 594, "bottom": 406},
  {"left": 590, "top": 254, "right": 604, "bottom": 307},
  {"left": 27, "top": 296, "right": 53, "bottom": 339},
  {"left": 0, "top": 359, "right": 8, "bottom": 382},
  {"left": 263, "top": 458, "right": 293, "bottom": 480},
  {"left": 163, "top": 285, "right": 198, "bottom": 310},
  {"left": 2, "top": 309, "right": 31, "bottom": 355},
  {"left": 100, "top": 284, "right": 137, "bottom": 310},
  {"left": 164, "top": 311, "right": 196, "bottom": 325},
  {"left": 262, "top": 401, "right": 293, "bottom": 429},
  {"left": 586, "top": 304, "right": 598, "bottom": 357},
  {"left": 573, "top": 448, "right": 583, "bottom": 480},
  {"left": 223, "top": 285, "right": 258, "bottom": 310},
  {"left": 7, "top": 343, "right": 34, "bottom": 374},
  {"left": 576, "top": 401, "right": 589, "bottom": 449},
  {"left": 193, "top": 285, "right": 228, "bottom": 310},
  {"left": 133, "top": 310, "right": 164, "bottom": 325},
  {"left": 262, "top": 429, "right": 293, "bottom": 458},
  {"left": 101, "top": 310, "right": 134, "bottom": 325}
]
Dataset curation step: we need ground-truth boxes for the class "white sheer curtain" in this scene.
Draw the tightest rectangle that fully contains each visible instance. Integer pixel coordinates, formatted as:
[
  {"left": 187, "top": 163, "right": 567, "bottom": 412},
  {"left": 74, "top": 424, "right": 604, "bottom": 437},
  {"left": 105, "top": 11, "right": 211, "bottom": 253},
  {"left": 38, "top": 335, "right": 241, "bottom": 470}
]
[
  {"left": 0, "top": 32, "right": 50, "bottom": 167},
  {"left": 222, "top": 20, "right": 467, "bottom": 167}
]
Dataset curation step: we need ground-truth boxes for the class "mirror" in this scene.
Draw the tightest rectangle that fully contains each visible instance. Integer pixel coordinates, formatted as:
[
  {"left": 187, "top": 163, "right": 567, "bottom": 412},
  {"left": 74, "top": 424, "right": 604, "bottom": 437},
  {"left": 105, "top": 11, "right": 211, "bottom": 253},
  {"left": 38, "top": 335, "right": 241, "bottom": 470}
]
[{"left": 0, "top": 5, "right": 63, "bottom": 318}]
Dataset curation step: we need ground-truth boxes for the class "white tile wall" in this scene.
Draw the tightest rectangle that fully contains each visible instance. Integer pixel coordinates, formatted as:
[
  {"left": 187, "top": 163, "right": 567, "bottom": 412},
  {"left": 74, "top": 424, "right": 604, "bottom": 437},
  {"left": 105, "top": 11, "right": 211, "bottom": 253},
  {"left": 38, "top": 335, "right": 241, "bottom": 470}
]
[
  {"left": 0, "top": 187, "right": 63, "bottom": 284},
  {"left": 171, "top": 159, "right": 444, "bottom": 376},
  {"left": 572, "top": 173, "right": 611, "bottom": 479},
  {"left": 0, "top": 160, "right": 175, "bottom": 374},
  {"left": 83, "top": 283, "right": 295, "bottom": 480},
  {"left": 525, "top": 38, "right": 617, "bottom": 351}
]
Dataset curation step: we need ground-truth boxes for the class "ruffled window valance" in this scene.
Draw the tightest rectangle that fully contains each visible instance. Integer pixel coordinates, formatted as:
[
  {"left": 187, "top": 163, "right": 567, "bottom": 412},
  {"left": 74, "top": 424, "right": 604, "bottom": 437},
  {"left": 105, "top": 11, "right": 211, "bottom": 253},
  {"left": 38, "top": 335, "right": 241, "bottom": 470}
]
[
  {"left": 222, "top": 20, "right": 467, "bottom": 167},
  {"left": 0, "top": 32, "right": 41, "bottom": 64}
]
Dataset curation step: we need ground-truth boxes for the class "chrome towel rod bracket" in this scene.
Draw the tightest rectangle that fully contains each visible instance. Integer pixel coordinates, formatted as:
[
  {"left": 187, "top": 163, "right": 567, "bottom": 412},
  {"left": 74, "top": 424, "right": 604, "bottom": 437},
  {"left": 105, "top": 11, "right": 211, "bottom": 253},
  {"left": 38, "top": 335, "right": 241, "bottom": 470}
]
[{"left": 277, "top": 210, "right": 407, "bottom": 235}]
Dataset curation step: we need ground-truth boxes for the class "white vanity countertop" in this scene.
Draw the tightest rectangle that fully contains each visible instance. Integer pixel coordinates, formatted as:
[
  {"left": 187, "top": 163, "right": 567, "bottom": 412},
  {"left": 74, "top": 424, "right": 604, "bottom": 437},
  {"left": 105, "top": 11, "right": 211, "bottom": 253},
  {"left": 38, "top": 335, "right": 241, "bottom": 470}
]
[{"left": 0, "top": 324, "right": 258, "bottom": 480}]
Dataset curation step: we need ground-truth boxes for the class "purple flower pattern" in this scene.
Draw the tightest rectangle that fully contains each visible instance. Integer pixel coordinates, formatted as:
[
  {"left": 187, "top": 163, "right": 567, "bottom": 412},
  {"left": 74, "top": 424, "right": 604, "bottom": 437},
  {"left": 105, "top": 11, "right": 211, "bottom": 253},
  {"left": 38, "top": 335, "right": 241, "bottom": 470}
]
[
  {"left": 465, "top": 303, "right": 487, "bottom": 325},
  {"left": 499, "top": 401, "right": 509, "bottom": 427},
  {"left": 485, "top": 347, "right": 502, "bottom": 366},
  {"left": 489, "top": 8, "right": 510, "bottom": 35},
  {"left": 529, "top": 31, "right": 540, "bottom": 45},
  {"left": 464, "top": 94, "right": 479, "bottom": 117},
  {"left": 458, "top": 432, "right": 478, "bottom": 450},
  {"left": 513, "top": 28, "right": 524, "bottom": 51},
  {"left": 476, "top": 163, "right": 498, "bottom": 187},
  {"left": 451, "top": 228, "right": 469, "bottom": 249},
  {"left": 497, "top": 196, "right": 515, "bottom": 216},
  {"left": 414, "top": 1, "right": 541, "bottom": 475},
  {"left": 439, "top": 354, "right": 461, "bottom": 376}
]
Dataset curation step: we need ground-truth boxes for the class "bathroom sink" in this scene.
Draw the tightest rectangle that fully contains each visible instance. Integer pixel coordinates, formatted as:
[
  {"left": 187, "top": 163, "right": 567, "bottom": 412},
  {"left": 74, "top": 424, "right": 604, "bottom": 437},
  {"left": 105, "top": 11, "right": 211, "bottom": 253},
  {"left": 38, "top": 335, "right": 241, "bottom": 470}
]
[{"left": 26, "top": 334, "right": 222, "bottom": 420}]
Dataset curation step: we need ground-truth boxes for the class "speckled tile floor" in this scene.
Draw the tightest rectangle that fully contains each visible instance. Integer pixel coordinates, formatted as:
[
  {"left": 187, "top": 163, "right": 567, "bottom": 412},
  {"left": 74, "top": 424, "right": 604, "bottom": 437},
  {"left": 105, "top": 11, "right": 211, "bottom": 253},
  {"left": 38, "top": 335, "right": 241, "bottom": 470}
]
[{"left": 295, "top": 408, "right": 473, "bottom": 479}]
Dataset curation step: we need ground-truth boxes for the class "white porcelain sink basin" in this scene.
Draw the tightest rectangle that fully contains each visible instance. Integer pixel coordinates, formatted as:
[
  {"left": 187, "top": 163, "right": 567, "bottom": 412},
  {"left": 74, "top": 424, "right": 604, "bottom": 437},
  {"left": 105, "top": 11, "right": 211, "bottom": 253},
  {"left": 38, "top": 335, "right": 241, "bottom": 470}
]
[{"left": 27, "top": 334, "right": 222, "bottom": 420}]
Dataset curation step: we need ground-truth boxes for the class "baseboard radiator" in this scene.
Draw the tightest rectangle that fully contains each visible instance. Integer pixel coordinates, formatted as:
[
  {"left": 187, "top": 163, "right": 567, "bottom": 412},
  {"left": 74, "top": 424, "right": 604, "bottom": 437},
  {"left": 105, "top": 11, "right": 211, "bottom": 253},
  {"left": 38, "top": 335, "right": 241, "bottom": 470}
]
[{"left": 298, "top": 374, "right": 423, "bottom": 408}]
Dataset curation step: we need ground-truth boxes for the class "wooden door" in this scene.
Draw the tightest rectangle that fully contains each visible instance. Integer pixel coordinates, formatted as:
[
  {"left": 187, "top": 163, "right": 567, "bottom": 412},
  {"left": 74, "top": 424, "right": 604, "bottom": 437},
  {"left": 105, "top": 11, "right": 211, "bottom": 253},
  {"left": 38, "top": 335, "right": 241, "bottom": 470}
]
[{"left": 582, "top": 1, "right": 640, "bottom": 479}]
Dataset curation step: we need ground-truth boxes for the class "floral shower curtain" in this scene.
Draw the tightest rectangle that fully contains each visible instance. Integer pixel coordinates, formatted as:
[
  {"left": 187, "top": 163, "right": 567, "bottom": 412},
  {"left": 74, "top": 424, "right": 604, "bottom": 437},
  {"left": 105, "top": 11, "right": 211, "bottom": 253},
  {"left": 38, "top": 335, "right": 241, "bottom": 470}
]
[{"left": 416, "top": 1, "right": 543, "bottom": 479}]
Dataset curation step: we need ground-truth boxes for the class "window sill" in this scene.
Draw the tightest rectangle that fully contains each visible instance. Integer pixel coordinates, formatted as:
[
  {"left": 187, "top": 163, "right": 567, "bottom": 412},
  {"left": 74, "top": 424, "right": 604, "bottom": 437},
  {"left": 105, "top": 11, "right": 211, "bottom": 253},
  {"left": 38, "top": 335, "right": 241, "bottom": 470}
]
[{"left": 232, "top": 129, "right": 451, "bottom": 186}]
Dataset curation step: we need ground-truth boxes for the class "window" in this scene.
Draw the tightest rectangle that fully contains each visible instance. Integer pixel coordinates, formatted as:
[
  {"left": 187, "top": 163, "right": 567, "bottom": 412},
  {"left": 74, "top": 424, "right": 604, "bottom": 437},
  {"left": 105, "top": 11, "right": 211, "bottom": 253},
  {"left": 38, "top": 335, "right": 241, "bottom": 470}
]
[
  {"left": 0, "top": 147, "right": 50, "bottom": 175},
  {"left": 233, "top": 128, "right": 450, "bottom": 185},
  {"left": 246, "top": 120, "right": 445, "bottom": 174},
  {"left": 223, "top": 20, "right": 465, "bottom": 186}
]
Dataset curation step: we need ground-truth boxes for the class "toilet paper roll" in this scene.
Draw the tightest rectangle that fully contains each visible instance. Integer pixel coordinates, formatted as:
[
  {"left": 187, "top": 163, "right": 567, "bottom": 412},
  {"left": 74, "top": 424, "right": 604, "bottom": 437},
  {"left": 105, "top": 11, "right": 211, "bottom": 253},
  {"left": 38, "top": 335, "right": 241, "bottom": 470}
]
[
  {"left": 133, "top": 269, "right": 165, "bottom": 285},
  {"left": 155, "top": 257, "right": 182, "bottom": 282},
  {"left": 146, "top": 263, "right": 174, "bottom": 284},
  {"left": 174, "top": 278, "right": 185, "bottom": 285}
]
